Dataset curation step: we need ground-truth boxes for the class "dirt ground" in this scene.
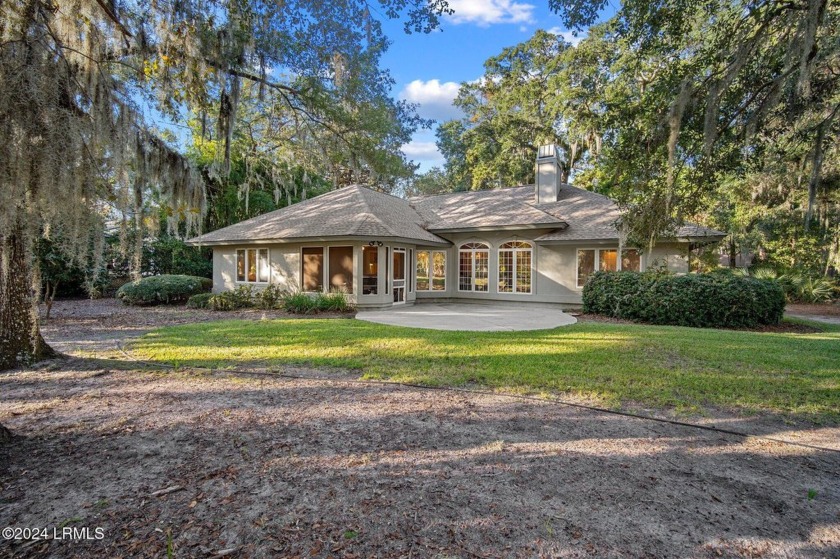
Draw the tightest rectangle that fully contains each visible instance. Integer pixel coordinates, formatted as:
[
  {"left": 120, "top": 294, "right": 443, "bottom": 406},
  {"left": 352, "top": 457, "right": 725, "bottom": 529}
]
[
  {"left": 1, "top": 300, "right": 839, "bottom": 558},
  {"left": 786, "top": 303, "right": 840, "bottom": 325}
]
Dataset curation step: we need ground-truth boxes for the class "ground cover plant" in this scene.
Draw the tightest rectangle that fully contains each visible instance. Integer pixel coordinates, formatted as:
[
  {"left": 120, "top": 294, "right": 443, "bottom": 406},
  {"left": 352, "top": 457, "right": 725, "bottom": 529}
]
[{"left": 131, "top": 318, "right": 840, "bottom": 421}]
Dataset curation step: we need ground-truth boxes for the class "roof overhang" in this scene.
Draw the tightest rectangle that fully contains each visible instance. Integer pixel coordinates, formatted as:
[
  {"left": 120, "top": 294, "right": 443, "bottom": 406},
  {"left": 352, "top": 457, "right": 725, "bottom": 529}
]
[
  {"left": 186, "top": 234, "right": 451, "bottom": 248},
  {"left": 428, "top": 222, "right": 568, "bottom": 234}
]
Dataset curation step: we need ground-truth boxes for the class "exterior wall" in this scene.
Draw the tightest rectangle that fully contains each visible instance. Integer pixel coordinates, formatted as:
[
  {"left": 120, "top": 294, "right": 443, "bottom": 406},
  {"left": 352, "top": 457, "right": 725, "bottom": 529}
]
[
  {"left": 211, "top": 241, "right": 419, "bottom": 308},
  {"left": 212, "top": 237, "right": 692, "bottom": 308},
  {"left": 416, "top": 235, "right": 692, "bottom": 307}
]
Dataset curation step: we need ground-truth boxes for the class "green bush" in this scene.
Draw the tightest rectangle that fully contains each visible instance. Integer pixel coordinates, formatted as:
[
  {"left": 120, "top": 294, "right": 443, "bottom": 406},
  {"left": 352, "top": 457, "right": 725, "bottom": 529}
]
[
  {"left": 116, "top": 275, "right": 210, "bottom": 306},
  {"left": 315, "top": 291, "right": 352, "bottom": 312},
  {"left": 208, "top": 293, "right": 236, "bottom": 311},
  {"left": 186, "top": 293, "right": 213, "bottom": 309},
  {"left": 582, "top": 271, "right": 785, "bottom": 328},
  {"left": 201, "top": 287, "right": 355, "bottom": 314},
  {"left": 255, "top": 284, "right": 285, "bottom": 310},
  {"left": 205, "top": 286, "right": 255, "bottom": 311},
  {"left": 281, "top": 292, "right": 317, "bottom": 314}
]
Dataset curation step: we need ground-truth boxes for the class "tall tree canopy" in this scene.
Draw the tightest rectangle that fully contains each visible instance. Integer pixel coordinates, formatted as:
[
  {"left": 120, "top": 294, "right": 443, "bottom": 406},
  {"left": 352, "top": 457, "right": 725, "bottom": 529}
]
[
  {"left": 0, "top": 0, "right": 450, "bottom": 370},
  {"left": 548, "top": 0, "right": 839, "bottom": 246},
  {"left": 433, "top": 0, "right": 837, "bottom": 261}
]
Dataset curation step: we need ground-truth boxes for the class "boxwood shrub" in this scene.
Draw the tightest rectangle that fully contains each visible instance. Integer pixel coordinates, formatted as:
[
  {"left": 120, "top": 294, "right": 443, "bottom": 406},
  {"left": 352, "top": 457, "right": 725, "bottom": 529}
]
[
  {"left": 116, "top": 275, "right": 210, "bottom": 306},
  {"left": 582, "top": 271, "right": 785, "bottom": 328}
]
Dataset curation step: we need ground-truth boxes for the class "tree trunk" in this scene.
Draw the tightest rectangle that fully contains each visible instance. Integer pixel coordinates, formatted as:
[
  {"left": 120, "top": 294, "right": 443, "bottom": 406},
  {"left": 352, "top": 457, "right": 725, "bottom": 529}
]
[
  {"left": 729, "top": 238, "right": 737, "bottom": 268},
  {"left": 0, "top": 226, "right": 55, "bottom": 371}
]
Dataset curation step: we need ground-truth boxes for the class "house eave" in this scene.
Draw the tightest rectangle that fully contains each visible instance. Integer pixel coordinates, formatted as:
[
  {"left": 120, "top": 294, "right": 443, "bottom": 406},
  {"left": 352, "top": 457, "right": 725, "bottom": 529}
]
[{"left": 186, "top": 234, "right": 451, "bottom": 248}]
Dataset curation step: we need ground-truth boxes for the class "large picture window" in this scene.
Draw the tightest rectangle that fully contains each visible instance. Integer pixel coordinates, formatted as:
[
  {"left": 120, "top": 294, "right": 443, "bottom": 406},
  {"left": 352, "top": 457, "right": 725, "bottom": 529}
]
[
  {"left": 498, "top": 241, "right": 532, "bottom": 294},
  {"left": 416, "top": 250, "right": 446, "bottom": 291},
  {"left": 328, "top": 246, "right": 353, "bottom": 294},
  {"left": 459, "top": 242, "right": 489, "bottom": 292},
  {"left": 621, "top": 249, "right": 641, "bottom": 272},
  {"left": 302, "top": 247, "right": 324, "bottom": 292},
  {"left": 577, "top": 248, "right": 643, "bottom": 288},
  {"left": 237, "top": 248, "right": 269, "bottom": 283}
]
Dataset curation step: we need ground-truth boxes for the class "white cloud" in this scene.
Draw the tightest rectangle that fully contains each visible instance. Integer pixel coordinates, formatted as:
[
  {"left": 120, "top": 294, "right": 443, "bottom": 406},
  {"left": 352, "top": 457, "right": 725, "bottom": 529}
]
[
  {"left": 402, "top": 141, "right": 442, "bottom": 162},
  {"left": 399, "top": 79, "right": 463, "bottom": 121},
  {"left": 547, "top": 27, "right": 587, "bottom": 46},
  {"left": 446, "top": 0, "right": 535, "bottom": 26}
]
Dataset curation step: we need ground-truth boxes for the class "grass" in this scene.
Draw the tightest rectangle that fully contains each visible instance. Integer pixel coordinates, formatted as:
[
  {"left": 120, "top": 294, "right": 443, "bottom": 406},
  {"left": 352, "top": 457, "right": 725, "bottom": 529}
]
[{"left": 130, "top": 318, "right": 840, "bottom": 421}]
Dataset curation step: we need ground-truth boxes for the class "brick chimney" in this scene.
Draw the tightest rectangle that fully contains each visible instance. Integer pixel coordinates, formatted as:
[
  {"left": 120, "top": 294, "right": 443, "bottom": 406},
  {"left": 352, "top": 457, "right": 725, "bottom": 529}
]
[{"left": 535, "top": 144, "right": 561, "bottom": 204}]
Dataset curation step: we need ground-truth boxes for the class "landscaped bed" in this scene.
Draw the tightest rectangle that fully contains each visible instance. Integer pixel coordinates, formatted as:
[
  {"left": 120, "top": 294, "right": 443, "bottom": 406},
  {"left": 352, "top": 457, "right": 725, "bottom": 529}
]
[{"left": 131, "top": 316, "right": 840, "bottom": 422}]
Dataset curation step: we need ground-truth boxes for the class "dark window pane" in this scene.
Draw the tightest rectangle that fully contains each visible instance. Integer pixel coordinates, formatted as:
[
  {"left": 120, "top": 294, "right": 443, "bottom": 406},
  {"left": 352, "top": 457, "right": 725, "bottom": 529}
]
[
  {"left": 577, "top": 250, "right": 595, "bottom": 288},
  {"left": 302, "top": 247, "right": 323, "bottom": 292},
  {"left": 328, "top": 246, "right": 353, "bottom": 294}
]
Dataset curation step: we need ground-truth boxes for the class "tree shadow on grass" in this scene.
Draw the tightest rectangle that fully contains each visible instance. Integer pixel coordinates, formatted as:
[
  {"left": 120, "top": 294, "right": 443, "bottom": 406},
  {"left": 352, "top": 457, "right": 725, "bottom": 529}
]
[{"left": 1, "top": 367, "right": 838, "bottom": 558}]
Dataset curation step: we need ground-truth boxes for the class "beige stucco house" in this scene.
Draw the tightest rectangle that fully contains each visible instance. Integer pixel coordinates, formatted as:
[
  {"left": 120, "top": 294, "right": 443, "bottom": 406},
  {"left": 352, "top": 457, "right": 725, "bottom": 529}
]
[{"left": 188, "top": 146, "right": 725, "bottom": 308}]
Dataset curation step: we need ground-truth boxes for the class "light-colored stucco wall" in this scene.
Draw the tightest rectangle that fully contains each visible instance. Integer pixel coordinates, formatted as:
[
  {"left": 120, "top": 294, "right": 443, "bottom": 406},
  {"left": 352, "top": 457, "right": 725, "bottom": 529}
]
[
  {"left": 415, "top": 236, "right": 691, "bottom": 306},
  {"left": 212, "top": 237, "right": 690, "bottom": 308},
  {"left": 211, "top": 241, "right": 419, "bottom": 308}
]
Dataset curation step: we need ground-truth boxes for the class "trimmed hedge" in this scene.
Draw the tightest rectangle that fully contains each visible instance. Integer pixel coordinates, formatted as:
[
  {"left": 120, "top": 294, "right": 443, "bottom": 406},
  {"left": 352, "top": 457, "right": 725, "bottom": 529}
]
[
  {"left": 116, "top": 275, "right": 210, "bottom": 306},
  {"left": 582, "top": 271, "right": 785, "bottom": 328},
  {"left": 186, "top": 293, "right": 213, "bottom": 309}
]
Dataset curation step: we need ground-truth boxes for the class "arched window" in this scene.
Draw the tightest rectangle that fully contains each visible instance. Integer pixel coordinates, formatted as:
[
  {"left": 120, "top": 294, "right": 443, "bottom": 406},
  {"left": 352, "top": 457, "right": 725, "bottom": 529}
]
[
  {"left": 459, "top": 242, "right": 490, "bottom": 292},
  {"left": 498, "top": 241, "right": 533, "bottom": 294}
]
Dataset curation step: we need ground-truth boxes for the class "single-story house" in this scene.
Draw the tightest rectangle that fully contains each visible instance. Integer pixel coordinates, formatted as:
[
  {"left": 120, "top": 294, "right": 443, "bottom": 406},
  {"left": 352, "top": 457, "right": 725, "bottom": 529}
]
[{"left": 188, "top": 145, "right": 725, "bottom": 308}]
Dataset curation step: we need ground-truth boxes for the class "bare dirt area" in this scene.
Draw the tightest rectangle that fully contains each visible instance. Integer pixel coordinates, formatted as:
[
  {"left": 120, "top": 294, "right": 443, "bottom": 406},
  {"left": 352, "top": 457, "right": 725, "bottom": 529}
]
[
  {"left": 1, "top": 300, "right": 839, "bottom": 558},
  {"left": 786, "top": 303, "right": 840, "bottom": 325}
]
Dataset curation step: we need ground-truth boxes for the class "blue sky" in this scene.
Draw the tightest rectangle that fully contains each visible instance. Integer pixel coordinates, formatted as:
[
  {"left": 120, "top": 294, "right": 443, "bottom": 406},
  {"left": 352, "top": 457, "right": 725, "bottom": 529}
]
[{"left": 378, "top": 0, "right": 591, "bottom": 172}]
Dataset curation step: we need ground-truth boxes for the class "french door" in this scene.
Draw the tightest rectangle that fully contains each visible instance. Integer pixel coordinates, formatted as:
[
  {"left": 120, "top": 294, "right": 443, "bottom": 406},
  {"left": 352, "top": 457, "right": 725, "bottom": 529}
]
[{"left": 392, "top": 248, "right": 406, "bottom": 303}]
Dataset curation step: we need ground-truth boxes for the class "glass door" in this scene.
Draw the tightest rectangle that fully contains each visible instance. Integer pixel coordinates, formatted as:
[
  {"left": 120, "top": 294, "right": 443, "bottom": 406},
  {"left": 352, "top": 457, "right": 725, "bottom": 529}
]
[{"left": 392, "top": 248, "right": 406, "bottom": 303}]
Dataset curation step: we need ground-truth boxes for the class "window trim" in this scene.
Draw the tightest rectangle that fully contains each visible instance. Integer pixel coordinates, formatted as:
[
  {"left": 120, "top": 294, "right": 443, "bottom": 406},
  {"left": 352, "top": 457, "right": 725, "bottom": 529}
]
[
  {"left": 458, "top": 242, "right": 490, "bottom": 293},
  {"left": 236, "top": 248, "right": 270, "bottom": 285},
  {"left": 498, "top": 240, "right": 533, "bottom": 295},
  {"left": 415, "top": 249, "right": 447, "bottom": 292},
  {"left": 575, "top": 247, "right": 644, "bottom": 289}
]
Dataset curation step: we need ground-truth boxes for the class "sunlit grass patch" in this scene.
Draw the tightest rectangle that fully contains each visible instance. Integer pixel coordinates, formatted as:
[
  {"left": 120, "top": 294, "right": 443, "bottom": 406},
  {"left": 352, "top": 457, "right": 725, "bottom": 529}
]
[{"left": 131, "top": 318, "right": 840, "bottom": 421}]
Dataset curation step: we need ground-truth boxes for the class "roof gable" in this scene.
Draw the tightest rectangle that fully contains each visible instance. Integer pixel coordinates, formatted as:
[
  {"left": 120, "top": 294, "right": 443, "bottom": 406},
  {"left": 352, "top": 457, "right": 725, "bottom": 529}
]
[{"left": 188, "top": 185, "right": 448, "bottom": 245}]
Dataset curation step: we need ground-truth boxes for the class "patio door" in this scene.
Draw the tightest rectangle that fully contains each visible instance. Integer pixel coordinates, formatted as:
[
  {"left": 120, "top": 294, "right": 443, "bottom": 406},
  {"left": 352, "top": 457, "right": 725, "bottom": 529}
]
[{"left": 392, "top": 248, "right": 406, "bottom": 303}]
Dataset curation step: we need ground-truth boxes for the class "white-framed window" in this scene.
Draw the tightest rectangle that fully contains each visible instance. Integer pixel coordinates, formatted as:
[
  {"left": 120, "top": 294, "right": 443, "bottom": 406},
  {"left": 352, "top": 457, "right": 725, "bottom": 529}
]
[
  {"left": 237, "top": 248, "right": 269, "bottom": 283},
  {"left": 459, "top": 242, "right": 490, "bottom": 292},
  {"left": 416, "top": 250, "right": 447, "bottom": 291},
  {"left": 498, "top": 241, "right": 533, "bottom": 294},
  {"left": 576, "top": 248, "right": 643, "bottom": 288}
]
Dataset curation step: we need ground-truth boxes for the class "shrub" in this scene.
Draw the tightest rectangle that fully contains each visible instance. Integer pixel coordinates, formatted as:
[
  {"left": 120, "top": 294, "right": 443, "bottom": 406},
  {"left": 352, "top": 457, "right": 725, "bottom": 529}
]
[
  {"left": 281, "top": 292, "right": 317, "bottom": 314},
  {"left": 777, "top": 273, "right": 835, "bottom": 303},
  {"left": 116, "top": 275, "right": 210, "bottom": 306},
  {"left": 205, "top": 285, "right": 255, "bottom": 311},
  {"left": 315, "top": 291, "right": 352, "bottom": 312},
  {"left": 255, "top": 284, "right": 285, "bottom": 310},
  {"left": 186, "top": 293, "right": 213, "bottom": 309},
  {"left": 208, "top": 293, "right": 236, "bottom": 311},
  {"left": 277, "top": 290, "right": 354, "bottom": 314},
  {"left": 583, "top": 271, "right": 785, "bottom": 328}
]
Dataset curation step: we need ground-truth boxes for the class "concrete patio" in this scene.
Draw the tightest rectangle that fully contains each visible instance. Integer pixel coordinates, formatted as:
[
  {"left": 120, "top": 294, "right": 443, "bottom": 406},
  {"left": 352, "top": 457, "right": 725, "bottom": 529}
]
[{"left": 355, "top": 302, "right": 577, "bottom": 331}]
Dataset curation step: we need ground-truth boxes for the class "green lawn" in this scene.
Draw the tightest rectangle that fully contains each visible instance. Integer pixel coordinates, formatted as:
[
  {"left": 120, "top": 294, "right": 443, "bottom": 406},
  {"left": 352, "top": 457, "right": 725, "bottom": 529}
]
[{"left": 130, "top": 318, "right": 840, "bottom": 421}]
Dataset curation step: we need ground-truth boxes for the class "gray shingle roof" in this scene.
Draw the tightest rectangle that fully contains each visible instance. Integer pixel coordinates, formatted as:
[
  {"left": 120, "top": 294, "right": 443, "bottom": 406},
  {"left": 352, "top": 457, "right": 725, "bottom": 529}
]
[
  {"left": 188, "top": 185, "right": 449, "bottom": 245},
  {"left": 409, "top": 188, "right": 568, "bottom": 230},
  {"left": 189, "top": 183, "right": 725, "bottom": 246}
]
